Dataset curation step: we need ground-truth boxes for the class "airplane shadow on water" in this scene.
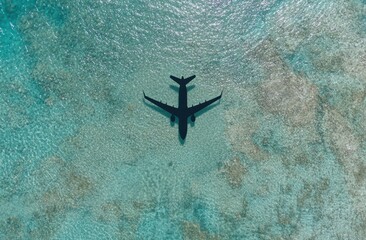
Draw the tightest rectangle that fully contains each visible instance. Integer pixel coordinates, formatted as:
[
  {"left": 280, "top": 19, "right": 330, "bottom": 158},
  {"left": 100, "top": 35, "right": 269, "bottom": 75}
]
[{"left": 143, "top": 75, "right": 223, "bottom": 144}]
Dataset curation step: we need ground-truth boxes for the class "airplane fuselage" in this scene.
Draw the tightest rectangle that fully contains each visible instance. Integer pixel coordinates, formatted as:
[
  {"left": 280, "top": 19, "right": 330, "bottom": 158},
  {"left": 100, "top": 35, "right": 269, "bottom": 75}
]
[
  {"left": 179, "top": 85, "right": 188, "bottom": 109},
  {"left": 178, "top": 85, "right": 188, "bottom": 139}
]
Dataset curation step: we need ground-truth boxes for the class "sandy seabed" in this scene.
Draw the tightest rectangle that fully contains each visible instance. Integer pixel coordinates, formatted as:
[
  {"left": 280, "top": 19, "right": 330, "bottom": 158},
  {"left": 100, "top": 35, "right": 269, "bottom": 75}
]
[{"left": 1, "top": 0, "right": 366, "bottom": 239}]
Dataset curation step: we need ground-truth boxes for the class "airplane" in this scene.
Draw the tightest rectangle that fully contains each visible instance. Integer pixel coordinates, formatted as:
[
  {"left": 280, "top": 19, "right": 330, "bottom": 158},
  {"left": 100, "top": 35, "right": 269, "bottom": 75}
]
[{"left": 143, "top": 75, "right": 222, "bottom": 140}]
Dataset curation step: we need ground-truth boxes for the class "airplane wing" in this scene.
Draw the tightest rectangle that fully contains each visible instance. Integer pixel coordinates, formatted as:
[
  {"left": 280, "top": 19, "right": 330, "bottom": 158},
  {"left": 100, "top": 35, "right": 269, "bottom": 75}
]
[
  {"left": 187, "top": 91, "right": 223, "bottom": 116},
  {"left": 143, "top": 91, "right": 178, "bottom": 116}
]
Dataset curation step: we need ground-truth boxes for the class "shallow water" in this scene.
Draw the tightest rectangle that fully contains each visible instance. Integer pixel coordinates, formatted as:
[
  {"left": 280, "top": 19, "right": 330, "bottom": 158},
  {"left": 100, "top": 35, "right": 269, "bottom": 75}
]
[{"left": 1, "top": 0, "right": 366, "bottom": 239}]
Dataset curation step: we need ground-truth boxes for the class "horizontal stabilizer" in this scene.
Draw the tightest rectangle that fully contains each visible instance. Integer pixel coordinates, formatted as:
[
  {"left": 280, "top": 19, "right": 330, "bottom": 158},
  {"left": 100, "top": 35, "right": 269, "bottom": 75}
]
[
  {"left": 170, "top": 75, "right": 196, "bottom": 85},
  {"left": 184, "top": 75, "right": 196, "bottom": 85},
  {"left": 170, "top": 75, "right": 181, "bottom": 85}
]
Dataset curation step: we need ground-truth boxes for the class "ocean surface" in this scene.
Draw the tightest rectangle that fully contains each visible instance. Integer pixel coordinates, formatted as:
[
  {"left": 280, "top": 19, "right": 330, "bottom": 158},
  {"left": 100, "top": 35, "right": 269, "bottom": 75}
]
[{"left": 1, "top": 0, "right": 366, "bottom": 239}]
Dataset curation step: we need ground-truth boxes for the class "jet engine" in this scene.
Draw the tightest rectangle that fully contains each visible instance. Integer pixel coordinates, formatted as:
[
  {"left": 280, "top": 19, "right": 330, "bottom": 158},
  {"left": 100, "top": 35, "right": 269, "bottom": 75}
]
[
  {"left": 191, "top": 114, "right": 196, "bottom": 122},
  {"left": 170, "top": 114, "right": 175, "bottom": 122}
]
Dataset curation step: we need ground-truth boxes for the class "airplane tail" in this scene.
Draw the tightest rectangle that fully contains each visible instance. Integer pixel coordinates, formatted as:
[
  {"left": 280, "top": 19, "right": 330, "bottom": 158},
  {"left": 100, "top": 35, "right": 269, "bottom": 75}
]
[{"left": 170, "top": 75, "right": 196, "bottom": 86}]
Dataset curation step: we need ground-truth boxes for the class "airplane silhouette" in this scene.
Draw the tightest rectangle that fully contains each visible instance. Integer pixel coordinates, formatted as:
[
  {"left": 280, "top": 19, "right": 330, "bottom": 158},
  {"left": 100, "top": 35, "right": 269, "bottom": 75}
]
[{"left": 143, "top": 75, "right": 222, "bottom": 140}]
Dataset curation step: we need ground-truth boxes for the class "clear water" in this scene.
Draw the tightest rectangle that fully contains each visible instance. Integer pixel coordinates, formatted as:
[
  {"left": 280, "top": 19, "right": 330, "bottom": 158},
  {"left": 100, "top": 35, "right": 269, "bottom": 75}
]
[{"left": 1, "top": 0, "right": 366, "bottom": 239}]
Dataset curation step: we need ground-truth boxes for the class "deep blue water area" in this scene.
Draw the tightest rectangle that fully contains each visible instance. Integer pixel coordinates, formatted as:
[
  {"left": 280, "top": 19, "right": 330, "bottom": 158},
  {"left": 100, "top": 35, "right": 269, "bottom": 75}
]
[{"left": 1, "top": 0, "right": 366, "bottom": 239}]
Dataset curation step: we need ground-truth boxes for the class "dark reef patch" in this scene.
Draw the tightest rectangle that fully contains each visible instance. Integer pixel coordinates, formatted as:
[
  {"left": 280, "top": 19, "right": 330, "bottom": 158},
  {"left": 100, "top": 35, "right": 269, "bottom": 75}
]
[
  {"left": 182, "top": 221, "right": 220, "bottom": 240},
  {"left": 0, "top": 217, "right": 23, "bottom": 240},
  {"left": 219, "top": 157, "right": 245, "bottom": 188},
  {"left": 252, "top": 127, "right": 286, "bottom": 155}
]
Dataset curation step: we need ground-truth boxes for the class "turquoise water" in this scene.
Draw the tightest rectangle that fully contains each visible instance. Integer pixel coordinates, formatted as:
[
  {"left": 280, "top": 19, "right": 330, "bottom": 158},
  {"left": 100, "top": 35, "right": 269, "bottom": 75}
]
[{"left": 1, "top": 0, "right": 366, "bottom": 239}]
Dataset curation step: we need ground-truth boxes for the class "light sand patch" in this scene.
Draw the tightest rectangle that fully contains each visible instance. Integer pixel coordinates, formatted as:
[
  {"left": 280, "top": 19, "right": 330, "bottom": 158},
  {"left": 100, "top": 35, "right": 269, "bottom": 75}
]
[
  {"left": 246, "top": 38, "right": 318, "bottom": 127},
  {"left": 224, "top": 87, "right": 269, "bottom": 160}
]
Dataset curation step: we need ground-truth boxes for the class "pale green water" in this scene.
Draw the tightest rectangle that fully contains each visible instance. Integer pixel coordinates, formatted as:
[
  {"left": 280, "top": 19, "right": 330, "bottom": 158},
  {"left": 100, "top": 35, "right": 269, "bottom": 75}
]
[{"left": 1, "top": 0, "right": 366, "bottom": 239}]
